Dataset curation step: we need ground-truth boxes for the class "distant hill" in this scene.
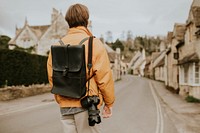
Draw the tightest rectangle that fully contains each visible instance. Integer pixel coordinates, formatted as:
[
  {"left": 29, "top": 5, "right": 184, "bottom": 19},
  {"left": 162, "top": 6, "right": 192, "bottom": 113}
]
[{"left": 107, "top": 36, "right": 162, "bottom": 63}]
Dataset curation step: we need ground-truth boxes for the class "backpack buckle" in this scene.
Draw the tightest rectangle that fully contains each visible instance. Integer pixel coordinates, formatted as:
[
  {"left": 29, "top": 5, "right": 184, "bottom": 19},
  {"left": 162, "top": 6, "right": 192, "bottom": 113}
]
[
  {"left": 87, "top": 64, "right": 92, "bottom": 69},
  {"left": 63, "top": 67, "right": 69, "bottom": 76}
]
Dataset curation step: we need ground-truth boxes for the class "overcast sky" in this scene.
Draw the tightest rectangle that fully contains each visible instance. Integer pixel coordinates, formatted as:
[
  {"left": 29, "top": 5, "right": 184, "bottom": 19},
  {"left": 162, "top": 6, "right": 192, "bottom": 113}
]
[{"left": 0, "top": 0, "right": 193, "bottom": 40}]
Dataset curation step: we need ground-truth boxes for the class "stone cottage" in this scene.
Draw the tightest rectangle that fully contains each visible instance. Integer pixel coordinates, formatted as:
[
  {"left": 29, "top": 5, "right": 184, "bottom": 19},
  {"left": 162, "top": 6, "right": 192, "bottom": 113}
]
[
  {"left": 176, "top": 0, "right": 200, "bottom": 98},
  {"left": 152, "top": 41, "right": 168, "bottom": 82},
  {"left": 9, "top": 8, "right": 69, "bottom": 56},
  {"left": 166, "top": 23, "right": 186, "bottom": 93}
]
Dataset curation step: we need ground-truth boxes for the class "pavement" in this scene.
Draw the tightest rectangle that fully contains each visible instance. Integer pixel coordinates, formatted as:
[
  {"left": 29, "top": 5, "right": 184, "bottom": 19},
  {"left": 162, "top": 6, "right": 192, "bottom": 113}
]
[
  {"left": 150, "top": 79, "right": 200, "bottom": 133},
  {"left": 0, "top": 78, "right": 200, "bottom": 133}
]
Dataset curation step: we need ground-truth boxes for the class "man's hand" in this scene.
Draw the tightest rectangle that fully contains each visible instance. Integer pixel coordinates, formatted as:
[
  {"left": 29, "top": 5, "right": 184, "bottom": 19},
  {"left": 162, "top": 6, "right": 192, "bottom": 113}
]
[{"left": 102, "top": 105, "right": 112, "bottom": 118}]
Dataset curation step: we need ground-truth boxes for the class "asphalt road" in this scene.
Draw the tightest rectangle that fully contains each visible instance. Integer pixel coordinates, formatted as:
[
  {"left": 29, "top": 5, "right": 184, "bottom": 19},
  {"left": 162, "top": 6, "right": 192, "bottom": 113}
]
[
  {"left": 102, "top": 75, "right": 178, "bottom": 133},
  {"left": 0, "top": 75, "right": 178, "bottom": 133},
  {"left": 0, "top": 103, "right": 62, "bottom": 133}
]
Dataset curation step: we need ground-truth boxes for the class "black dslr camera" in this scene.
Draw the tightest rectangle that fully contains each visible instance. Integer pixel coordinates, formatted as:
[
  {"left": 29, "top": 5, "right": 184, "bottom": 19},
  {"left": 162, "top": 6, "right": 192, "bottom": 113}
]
[{"left": 81, "top": 95, "right": 101, "bottom": 126}]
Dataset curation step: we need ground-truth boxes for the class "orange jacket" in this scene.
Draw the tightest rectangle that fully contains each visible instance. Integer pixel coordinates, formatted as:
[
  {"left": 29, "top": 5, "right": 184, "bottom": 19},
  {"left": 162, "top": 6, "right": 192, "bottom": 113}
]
[{"left": 47, "top": 26, "right": 115, "bottom": 108}]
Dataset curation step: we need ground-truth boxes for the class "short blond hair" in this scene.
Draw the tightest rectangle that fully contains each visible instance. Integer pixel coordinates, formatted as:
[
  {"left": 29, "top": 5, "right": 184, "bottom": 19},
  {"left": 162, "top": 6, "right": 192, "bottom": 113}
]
[{"left": 65, "top": 4, "right": 89, "bottom": 28}]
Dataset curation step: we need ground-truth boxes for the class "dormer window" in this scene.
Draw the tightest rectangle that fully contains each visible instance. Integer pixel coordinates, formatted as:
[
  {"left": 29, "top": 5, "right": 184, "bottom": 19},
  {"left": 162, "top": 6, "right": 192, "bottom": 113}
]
[{"left": 195, "top": 28, "right": 200, "bottom": 38}]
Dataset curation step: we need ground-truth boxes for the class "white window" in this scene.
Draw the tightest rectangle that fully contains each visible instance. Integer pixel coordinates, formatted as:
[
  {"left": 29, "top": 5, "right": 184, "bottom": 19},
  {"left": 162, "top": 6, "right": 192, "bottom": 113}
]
[
  {"left": 189, "top": 64, "right": 193, "bottom": 84},
  {"left": 161, "top": 67, "right": 164, "bottom": 80},
  {"left": 180, "top": 63, "right": 200, "bottom": 86},
  {"left": 179, "top": 66, "right": 182, "bottom": 84},
  {"left": 184, "top": 64, "right": 189, "bottom": 84}
]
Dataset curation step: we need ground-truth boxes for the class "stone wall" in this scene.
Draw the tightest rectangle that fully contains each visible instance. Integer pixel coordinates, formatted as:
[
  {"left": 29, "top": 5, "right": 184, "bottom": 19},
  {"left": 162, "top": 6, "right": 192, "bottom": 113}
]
[{"left": 0, "top": 84, "right": 51, "bottom": 101}]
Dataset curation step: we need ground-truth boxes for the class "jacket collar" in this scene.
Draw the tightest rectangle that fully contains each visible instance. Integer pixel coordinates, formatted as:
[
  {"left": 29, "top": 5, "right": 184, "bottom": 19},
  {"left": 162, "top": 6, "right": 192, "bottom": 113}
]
[{"left": 67, "top": 26, "right": 93, "bottom": 36}]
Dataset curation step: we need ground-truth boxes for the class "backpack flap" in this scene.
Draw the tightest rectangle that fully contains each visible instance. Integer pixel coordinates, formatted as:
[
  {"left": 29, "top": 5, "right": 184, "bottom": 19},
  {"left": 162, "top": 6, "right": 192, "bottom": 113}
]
[
  {"left": 51, "top": 45, "right": 85, "bottom": 74},
  {"left": 68, "top": 45, "right": 85, "bottom": 72}
]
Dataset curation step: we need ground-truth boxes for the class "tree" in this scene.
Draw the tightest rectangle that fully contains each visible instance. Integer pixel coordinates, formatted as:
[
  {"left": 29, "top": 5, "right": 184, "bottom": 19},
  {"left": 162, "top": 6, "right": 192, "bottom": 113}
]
[
  {"left": 0, "top": 35, "right": 11, "bottom": 49},
  {"left": 111, "top": 39, "right": 124, "bottom": 51},
  {"left": 132, "top": 36, "right": 162, "bottom": 56}
]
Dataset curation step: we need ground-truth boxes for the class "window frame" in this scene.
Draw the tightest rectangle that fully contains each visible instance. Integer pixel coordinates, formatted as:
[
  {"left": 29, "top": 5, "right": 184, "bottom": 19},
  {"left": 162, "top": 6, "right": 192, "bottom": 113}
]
[
  {"left": 194, "top": 62, "right": 200, "bottom": 85},
  {"left": 179, "top": 63, "right": 200, "bottom": 86}
]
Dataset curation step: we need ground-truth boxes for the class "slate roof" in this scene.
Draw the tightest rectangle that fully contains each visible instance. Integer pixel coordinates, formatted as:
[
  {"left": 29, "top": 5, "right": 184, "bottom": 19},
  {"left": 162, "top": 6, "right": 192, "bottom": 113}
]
[
  {"left": 173, "top": 23, "right": 186, "bottom": 41},
  {"left": 178, "top": 52, "right": 199, "bottom": 65}
]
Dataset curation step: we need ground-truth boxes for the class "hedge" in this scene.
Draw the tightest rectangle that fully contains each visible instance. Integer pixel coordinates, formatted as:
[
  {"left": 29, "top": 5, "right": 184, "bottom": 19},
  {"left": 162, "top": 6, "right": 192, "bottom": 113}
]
[{"left": 0, "top": 49, "right": 48, "bottom": 87}]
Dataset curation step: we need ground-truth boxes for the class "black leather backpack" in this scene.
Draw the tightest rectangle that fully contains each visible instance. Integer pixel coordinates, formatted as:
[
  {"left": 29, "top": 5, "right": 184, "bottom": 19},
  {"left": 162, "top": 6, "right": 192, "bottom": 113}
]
[{"left": 50, "top": 36, "right": 93, "bottom": 99}]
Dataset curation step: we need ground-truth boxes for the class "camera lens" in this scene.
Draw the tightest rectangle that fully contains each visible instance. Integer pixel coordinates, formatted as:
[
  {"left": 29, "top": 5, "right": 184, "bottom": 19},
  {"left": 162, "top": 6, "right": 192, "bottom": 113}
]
[
  {"left": 88, "top": 115, "right": 101, "bottom": 126},
  {"left": 80, "top": 95, "right": 101, "bottom": 126}
]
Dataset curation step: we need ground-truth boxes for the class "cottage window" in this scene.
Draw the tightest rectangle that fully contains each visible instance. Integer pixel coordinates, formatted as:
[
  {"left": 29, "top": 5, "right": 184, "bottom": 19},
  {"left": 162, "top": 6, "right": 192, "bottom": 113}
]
[
  {"left": 189, "top": 64, "right": 193, "bottom": 84},
  {"left": 184, "top": 64, "right": 189, "bottom": 84},
  {"left": 179, "top": 63, "right": 200, "bottom": 86},
  {"left": 179, "top": 65, "right": 184, "bottom": 85},
  {"left": 179, "top": 66, "right": 182, "bottom": 84},
  {"left": 195, "top": 63, "right": 200, "bottom": 84}
]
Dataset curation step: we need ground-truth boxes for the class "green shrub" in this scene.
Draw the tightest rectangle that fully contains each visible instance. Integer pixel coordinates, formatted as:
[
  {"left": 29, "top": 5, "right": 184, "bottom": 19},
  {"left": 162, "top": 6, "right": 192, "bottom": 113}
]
[
  {"left": 0, "top": 35, "right": 10, "bottom": 49},
  {"left": 0, "top": 49, "right": 48, "bottom": 87},
  {"left": 185, "top": 96, "right": 200, "bottom": 103}
]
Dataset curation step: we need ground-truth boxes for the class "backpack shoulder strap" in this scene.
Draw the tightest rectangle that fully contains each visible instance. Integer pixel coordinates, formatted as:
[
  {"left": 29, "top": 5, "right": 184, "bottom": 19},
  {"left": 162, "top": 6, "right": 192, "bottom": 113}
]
[
  {"left": 59, "top": 37, "right": 89, "bottom": 46},
  {"left": 59, "top": 40, "right": 65, "bottom": 45},
  {"left": 88, "top": 36, "right": 93, "bottom": 70},
  {"left": 78, "top": 37, "right": 90, "bottom": 45}
]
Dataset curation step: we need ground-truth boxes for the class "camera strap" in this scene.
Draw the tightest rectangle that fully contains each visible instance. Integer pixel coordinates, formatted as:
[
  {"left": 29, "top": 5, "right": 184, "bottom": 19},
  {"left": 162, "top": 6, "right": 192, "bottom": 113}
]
[{"left": 87, "top": 36, "right": 93, "bottom": 96}]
